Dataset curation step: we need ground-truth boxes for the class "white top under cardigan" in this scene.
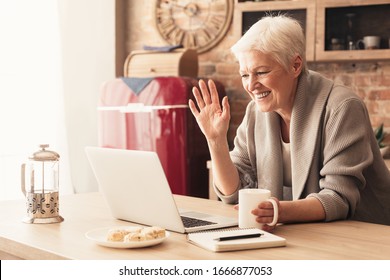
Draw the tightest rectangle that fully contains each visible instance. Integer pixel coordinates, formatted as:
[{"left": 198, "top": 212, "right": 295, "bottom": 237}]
[{"left": 281, "top": 139, "right": 292, "bottom": 201}]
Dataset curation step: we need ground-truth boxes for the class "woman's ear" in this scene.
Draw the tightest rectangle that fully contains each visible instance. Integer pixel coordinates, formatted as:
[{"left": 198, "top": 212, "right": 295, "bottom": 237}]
[{"left": 291, "top": 55, "right": 303, "bottom": 77}]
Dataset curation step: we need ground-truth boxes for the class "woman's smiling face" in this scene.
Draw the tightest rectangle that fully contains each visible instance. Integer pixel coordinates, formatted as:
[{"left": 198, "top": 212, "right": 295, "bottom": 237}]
[{"left": 238, "top": 50, "right": 299, "bottom": 117}]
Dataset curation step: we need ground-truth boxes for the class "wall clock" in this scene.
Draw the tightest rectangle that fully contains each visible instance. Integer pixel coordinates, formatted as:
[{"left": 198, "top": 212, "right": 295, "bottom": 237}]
[{"left": 156, "top": 0, "right": 234, "bottom": 53}]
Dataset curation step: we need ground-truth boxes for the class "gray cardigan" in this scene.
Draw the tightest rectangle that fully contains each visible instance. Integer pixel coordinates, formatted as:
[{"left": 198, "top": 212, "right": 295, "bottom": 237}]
[{"left": 216, "top": 70, "right": 390, "bottom": 225}]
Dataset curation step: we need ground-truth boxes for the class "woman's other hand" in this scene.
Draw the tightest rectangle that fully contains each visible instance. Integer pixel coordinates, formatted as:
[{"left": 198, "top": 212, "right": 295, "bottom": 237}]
[
  {"left": 234, "top": 198, "right": 281, "bottom": 232},
  {"left": 252, "top": 197, "right": 280, "bottom": 232}
]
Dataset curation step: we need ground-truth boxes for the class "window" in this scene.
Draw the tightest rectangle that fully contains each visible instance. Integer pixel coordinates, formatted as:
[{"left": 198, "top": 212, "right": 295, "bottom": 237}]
[{"left": 0, "top": 0, "right": 72, "bottom": 200}]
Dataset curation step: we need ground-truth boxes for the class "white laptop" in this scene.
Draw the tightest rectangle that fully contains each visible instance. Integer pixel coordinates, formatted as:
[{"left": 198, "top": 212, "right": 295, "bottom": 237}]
[{"left": 85, "top": 147, "right": 237, "bottom": 233}]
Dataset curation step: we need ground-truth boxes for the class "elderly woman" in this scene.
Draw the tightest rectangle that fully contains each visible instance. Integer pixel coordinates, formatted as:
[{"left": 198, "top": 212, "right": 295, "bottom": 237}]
[{"left": 189, "top": 15, "right": 390, "bottom": 230}]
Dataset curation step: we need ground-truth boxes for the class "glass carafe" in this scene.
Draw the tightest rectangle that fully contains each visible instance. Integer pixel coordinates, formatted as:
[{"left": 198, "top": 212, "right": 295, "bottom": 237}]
[{"left": 21, "top": 144, "right": 64, "bottom": 223}]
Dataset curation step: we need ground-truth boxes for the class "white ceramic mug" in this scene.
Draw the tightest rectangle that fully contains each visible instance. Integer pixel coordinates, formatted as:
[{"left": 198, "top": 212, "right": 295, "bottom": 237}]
[
  {"left": 356, "top": 36, "right": 381, "bottom": 50},
  {"left": 238, "top": 189, "right": 278, "bottom": 228}
]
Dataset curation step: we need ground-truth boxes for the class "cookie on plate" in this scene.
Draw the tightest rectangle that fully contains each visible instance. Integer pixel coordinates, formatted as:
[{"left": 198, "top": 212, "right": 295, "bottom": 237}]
[
  {"left": 106, "top": 227, "right": 142, "bottom": 242},
  {"left": 142, "top": 226, "right": 166, "bottom": 240},
  {"left": 124, "top": 231, "right": 146, "bottom": 242}
]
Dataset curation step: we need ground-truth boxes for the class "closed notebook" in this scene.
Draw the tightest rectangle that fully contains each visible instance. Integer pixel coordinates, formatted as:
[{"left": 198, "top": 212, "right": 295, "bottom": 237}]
[{"left": 187, "top": 228, "right": 286, "bottom": 252}]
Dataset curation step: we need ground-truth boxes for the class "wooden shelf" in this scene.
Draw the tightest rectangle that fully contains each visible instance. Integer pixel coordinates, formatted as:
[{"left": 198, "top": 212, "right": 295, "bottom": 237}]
[{"left": 314, "top": 49, "right": 390, "bottom": 62}]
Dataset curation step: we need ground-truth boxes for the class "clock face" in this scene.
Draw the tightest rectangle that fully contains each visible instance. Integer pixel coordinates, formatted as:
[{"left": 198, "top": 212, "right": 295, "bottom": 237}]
[{"left": 156, "top": 0, "right": 234, "bottom": 53}]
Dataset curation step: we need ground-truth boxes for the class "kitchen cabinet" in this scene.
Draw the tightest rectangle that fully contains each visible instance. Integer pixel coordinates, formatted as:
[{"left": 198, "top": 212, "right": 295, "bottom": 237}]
[
  {"left": 233, "top": 0, "right": 316, "bottom": 62},
  {"left": 315, "top": 0, "right": 390, "bottom": 61},
  {"left": 234, "top": 0, "right": 390, "bottom": 62}
]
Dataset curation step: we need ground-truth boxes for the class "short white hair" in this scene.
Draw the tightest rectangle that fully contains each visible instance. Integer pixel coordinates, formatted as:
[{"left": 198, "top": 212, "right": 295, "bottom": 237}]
[{"left": 231, "top": 14, "right": 307, "bottom": 73}]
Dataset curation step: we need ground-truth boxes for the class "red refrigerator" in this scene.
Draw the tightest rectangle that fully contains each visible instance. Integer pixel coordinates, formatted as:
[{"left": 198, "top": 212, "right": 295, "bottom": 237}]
[{"left": 98, "top": 76, "right": 225, "bottom": 198}]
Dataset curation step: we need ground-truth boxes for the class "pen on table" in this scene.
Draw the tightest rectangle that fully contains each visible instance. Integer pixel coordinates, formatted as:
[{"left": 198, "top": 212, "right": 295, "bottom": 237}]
[{"left": 214, "top": 233, "right": 263, "bottom": 242}]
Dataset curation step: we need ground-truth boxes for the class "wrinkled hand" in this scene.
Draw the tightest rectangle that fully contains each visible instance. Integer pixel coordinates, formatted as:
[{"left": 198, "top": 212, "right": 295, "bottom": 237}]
[
  {"left": 234, "top": 197, "right": 281, "bottom": 232},
  {"left": 189, "top": 79, "right": 230, "bottom": 142},
  {"left": 252, "top": 197, "right": 280, "bottom": 231}
]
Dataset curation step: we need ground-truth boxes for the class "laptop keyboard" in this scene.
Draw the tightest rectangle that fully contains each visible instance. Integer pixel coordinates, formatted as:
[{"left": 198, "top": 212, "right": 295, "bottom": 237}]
[{"left": 181, "top": 216, "right": 217, "bottom": 228}]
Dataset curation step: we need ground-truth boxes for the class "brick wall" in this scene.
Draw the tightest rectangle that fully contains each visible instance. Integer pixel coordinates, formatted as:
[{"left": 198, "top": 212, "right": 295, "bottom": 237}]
[
  {"left": 124, "top": 1, "right": 390, "bottom": 147},
  {"left": 311, "top": 62, "right": 390, "bottom": 136}
]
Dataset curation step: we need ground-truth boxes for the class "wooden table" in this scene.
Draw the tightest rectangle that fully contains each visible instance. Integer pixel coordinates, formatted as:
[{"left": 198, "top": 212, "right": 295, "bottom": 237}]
[{"left": 0, "top": 192, "right": 389, "bottom": 260}]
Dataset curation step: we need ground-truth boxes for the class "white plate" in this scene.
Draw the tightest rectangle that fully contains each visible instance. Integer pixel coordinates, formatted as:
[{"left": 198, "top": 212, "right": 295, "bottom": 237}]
[{"left": 85, "top": 226, "right": 170, "bottom": 249}]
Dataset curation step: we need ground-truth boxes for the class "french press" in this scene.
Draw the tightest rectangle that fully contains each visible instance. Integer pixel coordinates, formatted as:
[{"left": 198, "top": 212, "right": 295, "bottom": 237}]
[{"left": 21, "top": 144, "right": 64, "bottom": 223}]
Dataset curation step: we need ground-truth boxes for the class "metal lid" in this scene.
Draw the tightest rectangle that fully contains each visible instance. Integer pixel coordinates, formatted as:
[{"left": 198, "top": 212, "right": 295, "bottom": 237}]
[{"left": 29, "top": 144, "right": 60, "bottom": 161}]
